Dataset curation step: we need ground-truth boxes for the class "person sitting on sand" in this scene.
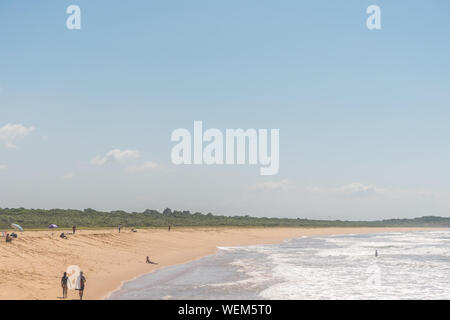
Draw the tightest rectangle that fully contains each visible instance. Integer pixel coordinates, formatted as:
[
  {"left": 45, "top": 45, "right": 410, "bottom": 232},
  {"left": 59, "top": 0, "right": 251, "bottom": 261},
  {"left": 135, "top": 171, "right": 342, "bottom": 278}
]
[
  {"left": 146, "top": 256, "right": 158, "bottom": 264},
  {"left": 60, "top": 232, "right": 68, "bottom": 239},
  {"left": 78, "top": 271, "right": 86, "bottom": 300},
  {"left": 61, "top": 272, "right": 69, "bottom": 298},
  {"left": 5, "top": 233, "right": 12, "bottom": 243}
]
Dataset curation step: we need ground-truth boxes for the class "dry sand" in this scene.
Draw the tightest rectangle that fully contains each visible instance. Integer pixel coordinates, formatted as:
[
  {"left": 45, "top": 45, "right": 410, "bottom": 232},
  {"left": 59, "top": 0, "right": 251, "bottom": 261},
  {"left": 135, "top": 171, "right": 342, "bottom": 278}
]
[{"left": 0, "top": 227, "right": 445, "bottom": 300}]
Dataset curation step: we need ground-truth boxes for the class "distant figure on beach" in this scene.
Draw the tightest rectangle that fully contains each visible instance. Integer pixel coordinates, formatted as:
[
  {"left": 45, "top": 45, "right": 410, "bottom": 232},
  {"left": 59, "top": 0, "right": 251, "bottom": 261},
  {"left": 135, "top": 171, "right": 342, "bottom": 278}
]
[
  {"left": 375, "top": 250, "right": 378, "bottom": 257},
  {"left": 5, "top": 233, "right": 12, "bottom": 243},
  {"left": 168, "top": 225, "right": 171, "bottom": 232},
  {"left": 146, "top": 256, "right": 158, "bottom": 264},
  {"left": 61, "top": 272, "right": 69, "bottom": 298},
  {"left": 78, "top": 271, "right": 86, "bottom": 300},
  {"left": 60, "top": 232, "right": 67, "bottom": 239},
  {"left": 118, "top": 225, "right": 121, "bottom": 233},
  {"left": 72, "top": 225, "right": 76, "bottom": 234}
]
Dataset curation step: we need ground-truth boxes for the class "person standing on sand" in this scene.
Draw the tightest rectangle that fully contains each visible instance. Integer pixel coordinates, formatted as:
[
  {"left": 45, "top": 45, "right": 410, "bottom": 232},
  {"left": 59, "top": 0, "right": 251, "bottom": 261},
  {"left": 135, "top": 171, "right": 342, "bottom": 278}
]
[
  {"left": 168, "top": 225, "right": 171, "bottom": 232},
  {"left": 78, "top": 271, "right": 86, "bottom": 300},
  {"left": 118, "top": 225, "right": 121, "bottom": 233},
  {"left": 61, "top": 272, "right": 69, "bottom": 298},
  {"left": 72, "top": 225, "right": 76, "bottom": 234}
]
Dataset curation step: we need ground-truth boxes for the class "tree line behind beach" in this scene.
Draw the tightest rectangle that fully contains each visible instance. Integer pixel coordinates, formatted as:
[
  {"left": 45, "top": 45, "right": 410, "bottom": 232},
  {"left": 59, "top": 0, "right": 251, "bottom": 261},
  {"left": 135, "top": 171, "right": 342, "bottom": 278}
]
[{"left": 0, "top": 208, "right": 449, "bottom": 229}]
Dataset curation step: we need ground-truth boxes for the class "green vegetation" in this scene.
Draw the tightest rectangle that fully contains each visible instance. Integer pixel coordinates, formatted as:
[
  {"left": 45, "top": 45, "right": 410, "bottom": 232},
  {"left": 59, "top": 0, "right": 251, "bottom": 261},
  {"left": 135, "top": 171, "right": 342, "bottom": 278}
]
[{"left": 0, "top": 207, "right": 449, "bottom": 229}]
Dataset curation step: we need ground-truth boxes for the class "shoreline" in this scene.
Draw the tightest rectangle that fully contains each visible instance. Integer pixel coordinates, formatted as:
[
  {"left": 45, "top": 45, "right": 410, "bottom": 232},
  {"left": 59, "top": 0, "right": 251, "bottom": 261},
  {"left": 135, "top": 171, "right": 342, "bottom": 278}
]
[
  {"left": 102, "top": 249, "right": 221, "bottom": 300},
  {"left": 1, "top": 227, "right": 448, "bottom": 300},
  {"left": 101, "top": 227, "right": 448, "bottom": 300}
]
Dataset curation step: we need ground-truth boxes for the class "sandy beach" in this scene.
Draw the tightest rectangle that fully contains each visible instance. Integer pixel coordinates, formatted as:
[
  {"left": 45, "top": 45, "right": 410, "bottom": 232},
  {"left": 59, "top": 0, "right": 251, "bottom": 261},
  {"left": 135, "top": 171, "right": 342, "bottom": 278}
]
[{"left": 0, "top": 227, "right": 445, "bottom": 300}]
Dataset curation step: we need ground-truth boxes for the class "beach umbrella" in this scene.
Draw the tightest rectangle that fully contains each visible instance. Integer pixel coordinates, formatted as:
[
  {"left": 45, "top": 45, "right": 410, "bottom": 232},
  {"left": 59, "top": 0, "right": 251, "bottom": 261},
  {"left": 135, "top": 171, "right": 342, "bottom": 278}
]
[
  {"left": 10, "top": 224, "right": 24, "bottom": 232},
  {"left": 48, "top": 224, "right": 58, "bottom": 229}
]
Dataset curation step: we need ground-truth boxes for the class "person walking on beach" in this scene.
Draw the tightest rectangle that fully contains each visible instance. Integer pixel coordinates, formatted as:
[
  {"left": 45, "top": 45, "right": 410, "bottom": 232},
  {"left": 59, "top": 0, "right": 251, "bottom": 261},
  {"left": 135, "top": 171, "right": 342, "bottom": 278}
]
[
  {"left": 118, "top": 225, "right": 121, "bottom": 233},
  {"left": 61, "top": 272, "right": 69, "bottom": 298},
  {"left": 72, "top": 225, "right": 76, "bottom": 234},
  {"left": 78, "top": 271, "right": 86, "bottom": 300},
  {"left": 168, "top": 225, "right": 171, "bottom": 232}
]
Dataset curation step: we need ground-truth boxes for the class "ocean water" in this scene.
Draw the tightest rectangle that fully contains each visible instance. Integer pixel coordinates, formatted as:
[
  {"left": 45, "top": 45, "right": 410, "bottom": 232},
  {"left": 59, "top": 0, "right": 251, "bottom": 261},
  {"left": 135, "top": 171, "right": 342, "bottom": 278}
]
[{"left": 108, "top": 231, "right": 450, "bottom": 300}]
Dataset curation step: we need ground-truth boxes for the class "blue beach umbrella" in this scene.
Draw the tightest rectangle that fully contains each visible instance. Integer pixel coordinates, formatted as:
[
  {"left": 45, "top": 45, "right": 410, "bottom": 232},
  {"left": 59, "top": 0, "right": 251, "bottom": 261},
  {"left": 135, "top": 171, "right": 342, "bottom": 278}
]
[
  {"left": 48, "top": 224, "right": 58, "bottom": 229},
  {"left": 10, "top": 224, "right": 24, "bottom": 232}
]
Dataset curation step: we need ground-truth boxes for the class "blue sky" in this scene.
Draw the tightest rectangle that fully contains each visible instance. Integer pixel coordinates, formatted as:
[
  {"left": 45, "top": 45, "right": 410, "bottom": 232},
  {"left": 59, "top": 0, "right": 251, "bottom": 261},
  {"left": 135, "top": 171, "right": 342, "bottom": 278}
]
[{"left": 0, "top": 1, "right": 449, "bottom": 219}]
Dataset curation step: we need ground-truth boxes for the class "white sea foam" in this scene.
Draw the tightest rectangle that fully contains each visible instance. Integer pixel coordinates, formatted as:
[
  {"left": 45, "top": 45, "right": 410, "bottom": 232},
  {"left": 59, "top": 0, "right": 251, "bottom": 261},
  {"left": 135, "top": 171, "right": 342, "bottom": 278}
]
[{"left": 109, "top": 230, "right": 450, "bottom": 300}]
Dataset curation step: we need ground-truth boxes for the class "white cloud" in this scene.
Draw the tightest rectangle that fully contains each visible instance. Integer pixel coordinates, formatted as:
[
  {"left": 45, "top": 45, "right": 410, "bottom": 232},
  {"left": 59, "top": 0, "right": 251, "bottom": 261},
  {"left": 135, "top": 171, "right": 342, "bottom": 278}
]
[
  {"left": 61, "top": 172, "right": 75, "bottom": 179},
  {"left": 0, "top": 124, "right": 35, "bottom": 148},
  {"left": 248, "top": 179, "right": 292, "bottom": 192},
  {"left": 91, "top": 149, "right": 140, "bottom": 166},
  {"left": 126, "top": 161, "right": 160, "bottom": 173},
  {"left": 247, "top": 181, "right": 438, "bottom": 203},
  {"left": 335, "top": 182, "right": 380, "bottom": 197}
]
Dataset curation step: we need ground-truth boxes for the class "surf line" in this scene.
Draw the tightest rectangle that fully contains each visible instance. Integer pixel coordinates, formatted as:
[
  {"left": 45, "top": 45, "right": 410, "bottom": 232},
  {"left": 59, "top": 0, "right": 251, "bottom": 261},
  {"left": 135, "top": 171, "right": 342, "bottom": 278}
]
[{"left": 171, "top": 121, "right": 280, "bottom": 175}]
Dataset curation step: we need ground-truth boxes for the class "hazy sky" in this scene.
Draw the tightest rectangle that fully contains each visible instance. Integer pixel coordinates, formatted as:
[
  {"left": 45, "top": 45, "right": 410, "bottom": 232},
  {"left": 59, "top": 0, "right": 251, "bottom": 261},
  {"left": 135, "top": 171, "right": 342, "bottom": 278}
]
[{"left": 1, "top": 1, "right": 449, "bottom": 220}]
